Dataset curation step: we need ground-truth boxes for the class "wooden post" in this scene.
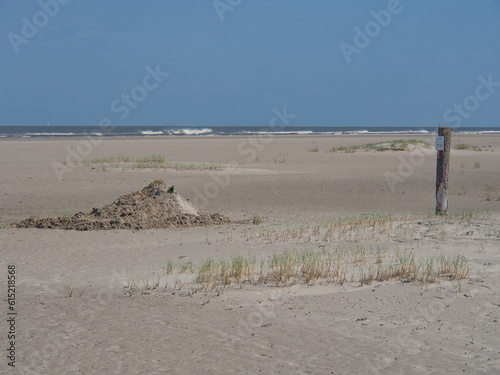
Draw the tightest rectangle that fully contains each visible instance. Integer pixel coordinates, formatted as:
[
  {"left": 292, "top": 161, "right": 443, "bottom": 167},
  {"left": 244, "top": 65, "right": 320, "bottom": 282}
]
[{"left": 436, "top": 127, "right": 452, "bottom": 215}]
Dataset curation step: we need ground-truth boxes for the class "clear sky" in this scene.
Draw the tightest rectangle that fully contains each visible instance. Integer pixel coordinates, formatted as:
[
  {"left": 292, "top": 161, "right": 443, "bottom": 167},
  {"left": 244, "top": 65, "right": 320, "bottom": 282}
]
[{"left": 1, "top": 0, "right": 499, "bottom": 127}]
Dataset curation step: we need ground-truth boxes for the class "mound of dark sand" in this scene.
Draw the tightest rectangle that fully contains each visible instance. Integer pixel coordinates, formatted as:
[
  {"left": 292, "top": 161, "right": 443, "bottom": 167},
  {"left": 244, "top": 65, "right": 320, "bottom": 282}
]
[{"left": 15, "top": 180, "right": 230, "bottom": 230}]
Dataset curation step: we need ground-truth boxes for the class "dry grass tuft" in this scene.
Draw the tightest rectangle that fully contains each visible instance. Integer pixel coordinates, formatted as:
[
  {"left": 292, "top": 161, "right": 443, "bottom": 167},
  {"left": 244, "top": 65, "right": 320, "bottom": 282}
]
[
  {"left": 64, "top": 284, "right": 86, "bottom": 298},
  {"left": 83, "top": 155, "right": 222, "bottom": 171},
  {"left": 252, "top": 214, "right": 262, "bottom": 225},
  {"left": 454, "top": 144, "right": 492, "bottom": 152},
  {"left": 330, "top": 140, "right": 430, "bottom": 153},
  {"left": 123, "top": 246, "right": 470, "bottom": 295}
]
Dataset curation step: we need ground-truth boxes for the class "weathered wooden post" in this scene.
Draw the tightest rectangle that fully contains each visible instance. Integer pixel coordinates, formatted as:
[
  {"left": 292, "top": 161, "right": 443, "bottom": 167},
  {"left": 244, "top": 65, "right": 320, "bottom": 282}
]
[{"left": 435, "top": 127, "right": 452, "bottom": 215}]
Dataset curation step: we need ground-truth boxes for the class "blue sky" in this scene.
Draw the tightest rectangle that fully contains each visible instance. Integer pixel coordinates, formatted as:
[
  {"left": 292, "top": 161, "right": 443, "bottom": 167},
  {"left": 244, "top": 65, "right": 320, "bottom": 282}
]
[{"left": 1, "top": 0, "right": 499, "bottom": 127}]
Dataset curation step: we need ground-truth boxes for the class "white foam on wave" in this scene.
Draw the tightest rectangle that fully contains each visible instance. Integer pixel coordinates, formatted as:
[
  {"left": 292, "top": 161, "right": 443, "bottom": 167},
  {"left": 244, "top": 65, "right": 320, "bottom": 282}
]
[
  {"left": 139, "top": 130, "right": 164, "bottom": 135},
  {"left": 367, "top": 130, "right": 430, "bottom": 135},
  {"left": 346, "top": 130, "right": 370, "bottom": 134},
  {"left": 245, "top": 130, "right": 315, "bottom": 135},
  {"left": 165, "top": 128, "right": 213, "bottom": 135},
  {"left": 457, "top": 130, "right": 500, "bottom": 134}
]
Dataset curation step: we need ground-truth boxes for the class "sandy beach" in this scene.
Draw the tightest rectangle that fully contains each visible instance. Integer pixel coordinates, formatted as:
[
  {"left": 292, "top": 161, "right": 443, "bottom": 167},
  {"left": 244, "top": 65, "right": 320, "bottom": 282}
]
[{"left": 1, "top": 134, "right": 500, "bottom": 374}]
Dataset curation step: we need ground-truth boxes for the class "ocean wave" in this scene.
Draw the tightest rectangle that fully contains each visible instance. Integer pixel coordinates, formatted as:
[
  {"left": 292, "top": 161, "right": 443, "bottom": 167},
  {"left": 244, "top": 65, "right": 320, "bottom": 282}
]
[
  {"left": 240, "top": 130, "right": 315, "bottom": 135},
  {"left": 26, "top": 132, "right": 76, "bottom": 136},
  {"left": 356, "top": 130, "right": 431, "bottom": 135},
  {"left": 165, "top": 128, "right": 213, "bottom": 135},
  {"left": 455, "top": 130, "right": 500, "bottom": 134},
  {"left": 138, "top": 130, "right": 164, "bottom": 135},
  {"left": 3, "top": 126, "right": 498, "bottom": 138},
  {"left": 343, "top": 130, "right": 431, "bottom": 135},
  {"left": 346, "top": 130, "right": 370, "bottom": 134},
  {"left": 375, "top": 130, "right": 430, "bottom": 134}
]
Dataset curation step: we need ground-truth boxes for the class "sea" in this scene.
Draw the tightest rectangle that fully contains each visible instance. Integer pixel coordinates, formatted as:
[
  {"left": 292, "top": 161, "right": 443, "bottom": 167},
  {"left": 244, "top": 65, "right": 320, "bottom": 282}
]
[{"left": 1, "top": 126, "right": 499, "bottom": 138}]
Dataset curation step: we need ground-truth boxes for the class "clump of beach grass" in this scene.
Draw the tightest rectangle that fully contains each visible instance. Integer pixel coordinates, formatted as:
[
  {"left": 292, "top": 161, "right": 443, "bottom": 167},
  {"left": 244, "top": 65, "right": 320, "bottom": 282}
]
[
  {"left": 123, "top": 246, "right": 470, "bottom": 295},
  {"left": 239, "top": 211, "right": 492, "bottom": 246},
  {"left": 83, "top": 155, "right": 222, "bottom": 171},
  {"left": 244, "top": 213, "right": 402, "bottom": 244},
  {"left": 454, "top": 144, "right": 492, "bottom": 152},
  {"left": 86, "top": 155, "right": 166, "bottom": 164},
  {"left": 63, "top": 284, "right": 86, "bottom": 298},
  {"left": 252, "top": 214, "right": 262, "bottom": 225},
  {"left": 330, "top": 140, "right": 430, "bottom": 153}
]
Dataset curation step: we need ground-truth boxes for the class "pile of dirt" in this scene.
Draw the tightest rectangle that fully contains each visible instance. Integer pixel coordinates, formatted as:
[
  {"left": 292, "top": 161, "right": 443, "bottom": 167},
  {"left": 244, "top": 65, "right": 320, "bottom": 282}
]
[{"left": 15, "top": 180, "right": 230, "bottom": 230}]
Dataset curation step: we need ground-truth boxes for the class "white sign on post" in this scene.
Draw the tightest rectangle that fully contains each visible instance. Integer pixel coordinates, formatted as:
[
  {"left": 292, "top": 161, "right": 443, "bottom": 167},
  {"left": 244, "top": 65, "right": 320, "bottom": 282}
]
[{"left": 435, "top": 136, "right": 445, "bottom": 151}]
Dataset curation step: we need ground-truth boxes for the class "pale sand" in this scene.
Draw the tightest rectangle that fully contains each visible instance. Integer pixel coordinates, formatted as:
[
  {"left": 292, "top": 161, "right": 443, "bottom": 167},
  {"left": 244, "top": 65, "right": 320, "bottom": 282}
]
[{"left": 1, "top": 134, "right": 499, "bottom": 374}]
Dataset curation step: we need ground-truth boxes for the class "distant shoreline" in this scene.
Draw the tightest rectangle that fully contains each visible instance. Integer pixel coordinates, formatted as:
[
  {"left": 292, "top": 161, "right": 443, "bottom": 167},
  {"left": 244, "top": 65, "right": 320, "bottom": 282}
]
[{"left": 1, "top": 125, "right": 500, "bottom": 138}]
